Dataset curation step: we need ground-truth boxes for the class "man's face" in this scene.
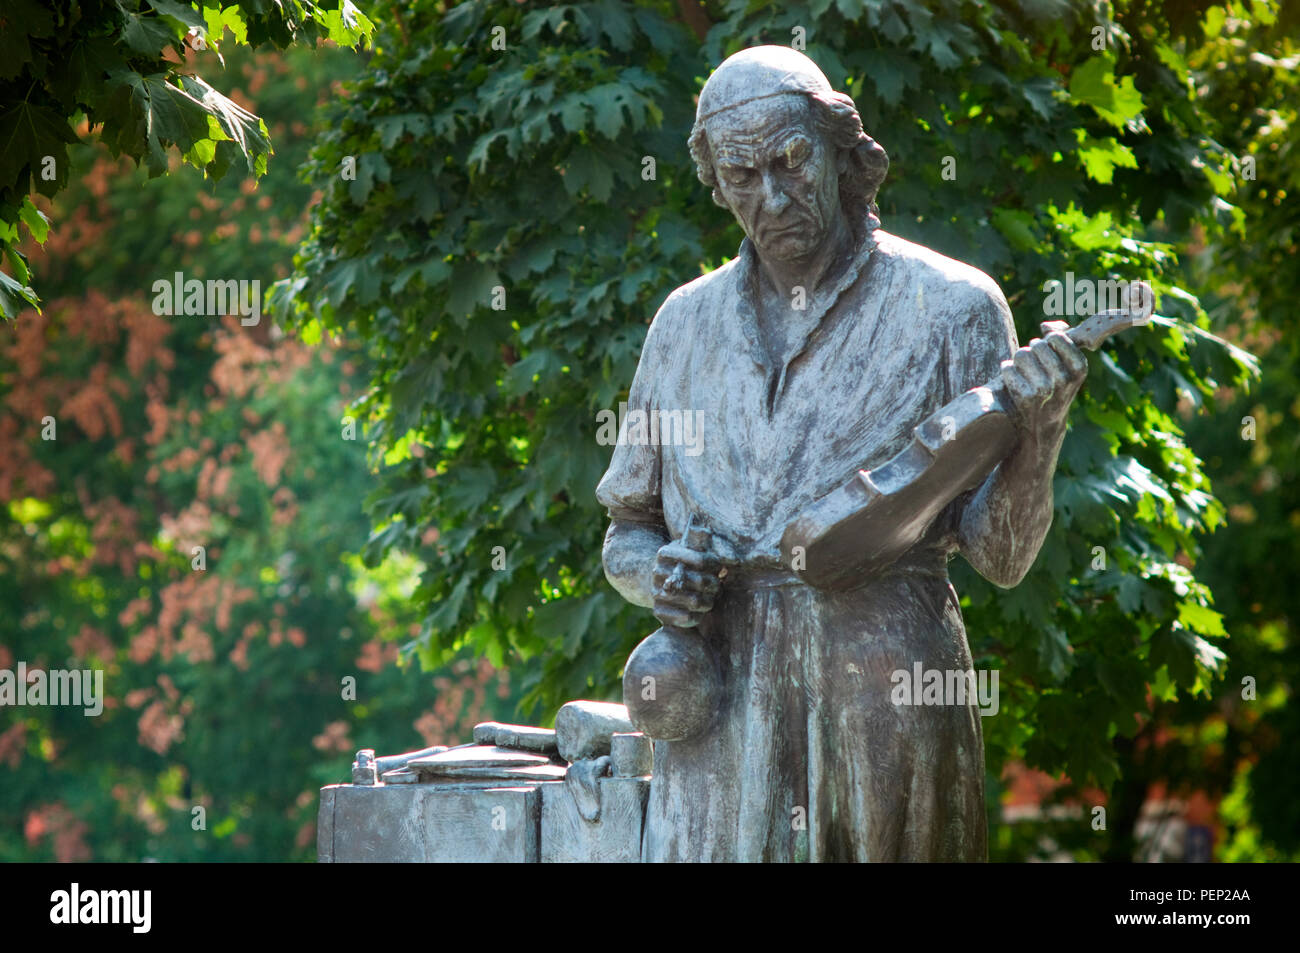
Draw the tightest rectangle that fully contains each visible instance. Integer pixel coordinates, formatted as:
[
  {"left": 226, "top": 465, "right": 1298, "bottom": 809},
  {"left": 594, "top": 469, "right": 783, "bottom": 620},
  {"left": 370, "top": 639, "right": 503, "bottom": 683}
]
[{"left": 706, "top": 95, "right": 844, "bottom": 263}]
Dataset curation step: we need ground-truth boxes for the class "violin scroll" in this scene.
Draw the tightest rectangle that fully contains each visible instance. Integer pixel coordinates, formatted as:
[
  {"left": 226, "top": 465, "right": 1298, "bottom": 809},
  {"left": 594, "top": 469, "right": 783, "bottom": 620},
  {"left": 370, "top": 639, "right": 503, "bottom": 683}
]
[{"left": 1049, "top": 280, "right": 1154, "bottom": 352}]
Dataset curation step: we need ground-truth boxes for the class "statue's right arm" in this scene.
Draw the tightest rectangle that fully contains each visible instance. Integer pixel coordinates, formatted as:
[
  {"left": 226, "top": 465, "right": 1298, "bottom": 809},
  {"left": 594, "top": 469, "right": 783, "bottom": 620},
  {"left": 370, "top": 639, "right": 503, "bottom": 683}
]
[
  {"left": 597, "top": 293, "right": 683, "bottom": 610},
  {"left": 601, "top": 518, "right": 669, "bottom": 609}
]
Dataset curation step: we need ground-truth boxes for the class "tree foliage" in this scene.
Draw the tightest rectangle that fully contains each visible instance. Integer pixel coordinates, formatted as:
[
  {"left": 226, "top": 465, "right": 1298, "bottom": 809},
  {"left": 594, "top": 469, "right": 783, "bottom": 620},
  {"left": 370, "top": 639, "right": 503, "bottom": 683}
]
[
  {"left": 281, "top": 0, "right": 1280, "bottom": 831},
  {"left": 0, "top": 0, "right": 374, "bottom": 317},
  {"left": 1143, "top": 4, "right": 1300, "bottom": 860},
  {"left": 0, "top": 41, "right": 519, "bottom": 862}
]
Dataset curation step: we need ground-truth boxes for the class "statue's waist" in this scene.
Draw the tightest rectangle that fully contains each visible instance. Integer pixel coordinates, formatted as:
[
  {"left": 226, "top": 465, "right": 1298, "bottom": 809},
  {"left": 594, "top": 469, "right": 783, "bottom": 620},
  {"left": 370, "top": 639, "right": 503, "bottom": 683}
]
[
  {"left": 725, "top": 565, "right": 805, "bottom": 589},
  {"left": 725, "top": 549, "right": 949, "bottom": 592}
]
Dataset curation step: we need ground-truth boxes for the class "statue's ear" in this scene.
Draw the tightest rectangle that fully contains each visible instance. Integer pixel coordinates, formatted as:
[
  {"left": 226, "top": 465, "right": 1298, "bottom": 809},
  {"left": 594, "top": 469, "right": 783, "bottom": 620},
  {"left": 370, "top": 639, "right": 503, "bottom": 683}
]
[{"left": 836, "top": 146, "right": 851, "bottom": 176}]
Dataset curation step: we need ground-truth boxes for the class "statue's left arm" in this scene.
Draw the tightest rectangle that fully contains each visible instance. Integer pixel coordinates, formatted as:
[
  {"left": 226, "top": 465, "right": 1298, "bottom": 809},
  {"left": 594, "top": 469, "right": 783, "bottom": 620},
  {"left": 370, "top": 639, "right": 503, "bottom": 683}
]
[{"left": 951, "top": 284, "right": 1088, "bottom": 588}]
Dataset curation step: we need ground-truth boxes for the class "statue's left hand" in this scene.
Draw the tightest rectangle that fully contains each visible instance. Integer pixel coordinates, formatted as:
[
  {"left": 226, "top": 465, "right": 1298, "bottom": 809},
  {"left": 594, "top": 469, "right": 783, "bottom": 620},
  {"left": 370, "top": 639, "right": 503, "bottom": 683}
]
[{"left": 1000, "top": 329, "right": 1088, "bottom": 441}]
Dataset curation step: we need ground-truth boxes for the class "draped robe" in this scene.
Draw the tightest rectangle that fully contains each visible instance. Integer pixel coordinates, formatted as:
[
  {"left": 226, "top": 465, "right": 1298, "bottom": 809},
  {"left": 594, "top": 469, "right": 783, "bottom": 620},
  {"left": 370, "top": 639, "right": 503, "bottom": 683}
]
[{"left": 596, "top": 224, "right": 1018, "bottom": 862}]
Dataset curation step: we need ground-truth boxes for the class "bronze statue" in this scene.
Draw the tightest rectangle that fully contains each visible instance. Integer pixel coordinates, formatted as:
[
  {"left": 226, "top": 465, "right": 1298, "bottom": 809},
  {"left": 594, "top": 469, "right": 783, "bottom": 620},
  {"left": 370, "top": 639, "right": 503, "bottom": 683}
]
[{"left": 598, "top": 46, "right": 1145, "bottom": 862}]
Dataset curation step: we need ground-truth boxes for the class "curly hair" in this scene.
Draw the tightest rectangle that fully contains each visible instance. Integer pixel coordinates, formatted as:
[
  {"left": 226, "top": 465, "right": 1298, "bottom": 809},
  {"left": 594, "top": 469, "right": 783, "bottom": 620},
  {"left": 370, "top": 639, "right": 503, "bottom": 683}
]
[{"left": 688, "top": 90, "right": 889, "bottom": 228}]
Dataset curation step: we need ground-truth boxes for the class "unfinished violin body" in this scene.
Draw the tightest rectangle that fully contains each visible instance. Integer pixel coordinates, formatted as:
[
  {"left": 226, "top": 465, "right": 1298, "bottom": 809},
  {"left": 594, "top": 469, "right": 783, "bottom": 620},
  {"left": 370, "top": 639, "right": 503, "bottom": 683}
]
[{"left": 782, "top": 288, "right": 1154, "bottom": 590}]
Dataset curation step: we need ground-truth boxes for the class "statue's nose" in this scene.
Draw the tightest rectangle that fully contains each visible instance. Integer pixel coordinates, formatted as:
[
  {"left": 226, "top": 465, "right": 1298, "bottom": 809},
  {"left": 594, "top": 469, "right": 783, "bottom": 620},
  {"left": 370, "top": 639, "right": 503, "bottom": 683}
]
[{"left": 760, "top": 170, "right": 791, "bottom": 214}]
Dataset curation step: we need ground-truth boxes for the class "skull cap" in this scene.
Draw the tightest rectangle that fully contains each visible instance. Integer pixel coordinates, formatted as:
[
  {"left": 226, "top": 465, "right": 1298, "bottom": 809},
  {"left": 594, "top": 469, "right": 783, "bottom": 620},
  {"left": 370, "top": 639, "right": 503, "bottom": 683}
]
[{"left": 696, "top": 46, "right": 835, "bottom": 123}]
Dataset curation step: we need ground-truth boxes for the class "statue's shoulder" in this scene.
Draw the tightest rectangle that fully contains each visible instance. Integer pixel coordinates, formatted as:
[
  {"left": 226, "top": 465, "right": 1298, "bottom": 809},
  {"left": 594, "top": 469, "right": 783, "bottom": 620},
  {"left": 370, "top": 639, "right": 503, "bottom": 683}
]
[
  {"left": 871, "top": 230, "right": 1009, "bottom": 312},
  {"left": 644, "top": 256, "right": 744, "bottom": 342},
  {"left": 659, "top": 257, "right": 743, "bottom": 314}
]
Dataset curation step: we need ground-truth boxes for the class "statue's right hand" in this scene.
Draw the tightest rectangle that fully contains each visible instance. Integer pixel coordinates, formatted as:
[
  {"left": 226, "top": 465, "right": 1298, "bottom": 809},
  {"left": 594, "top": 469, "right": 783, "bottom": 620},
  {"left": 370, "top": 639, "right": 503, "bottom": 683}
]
[{"left": 651, "top": 540, "right": 722, "bottom": 629}]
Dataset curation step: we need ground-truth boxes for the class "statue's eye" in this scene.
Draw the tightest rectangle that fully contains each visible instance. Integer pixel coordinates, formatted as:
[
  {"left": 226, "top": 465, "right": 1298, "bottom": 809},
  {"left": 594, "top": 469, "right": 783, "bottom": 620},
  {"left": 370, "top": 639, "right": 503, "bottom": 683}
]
[
  {"left": 722, "top": 166, "right": 755, "bottom": 187},
  {"left": 784, "top": 140, "right": 811, "bottom": 169}
]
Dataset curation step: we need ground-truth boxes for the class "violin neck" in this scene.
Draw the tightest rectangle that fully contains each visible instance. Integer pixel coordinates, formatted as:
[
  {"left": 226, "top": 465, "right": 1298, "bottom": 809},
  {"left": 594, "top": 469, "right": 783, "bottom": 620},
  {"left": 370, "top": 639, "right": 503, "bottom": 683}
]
[{"left": 1045, "top": 281, "right": 1155, "bottom": 351}]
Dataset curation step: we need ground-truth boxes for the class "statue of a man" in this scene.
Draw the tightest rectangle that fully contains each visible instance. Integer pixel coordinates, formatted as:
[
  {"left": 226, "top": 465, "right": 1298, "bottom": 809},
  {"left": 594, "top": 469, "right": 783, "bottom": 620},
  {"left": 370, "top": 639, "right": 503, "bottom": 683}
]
[{"left": 595, "top": 46, "right": 1088, "bottom": 861}]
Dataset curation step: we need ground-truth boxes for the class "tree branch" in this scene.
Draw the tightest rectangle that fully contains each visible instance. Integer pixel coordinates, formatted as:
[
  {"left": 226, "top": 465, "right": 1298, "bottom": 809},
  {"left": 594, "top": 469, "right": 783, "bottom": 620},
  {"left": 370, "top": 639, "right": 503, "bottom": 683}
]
[{"left": 675, "top": 0, "right": 712, "bottom": 42}]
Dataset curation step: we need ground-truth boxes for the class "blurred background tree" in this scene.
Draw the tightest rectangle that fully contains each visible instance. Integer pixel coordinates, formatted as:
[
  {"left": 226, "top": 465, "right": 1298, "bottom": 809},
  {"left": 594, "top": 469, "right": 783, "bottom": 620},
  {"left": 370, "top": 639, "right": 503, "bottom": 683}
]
[
  {"left": 0, "top": 39, "right": 521, "bottom": 863},
  {"left": 985, "top": 1, "right": 1299, "bottom": 863}
]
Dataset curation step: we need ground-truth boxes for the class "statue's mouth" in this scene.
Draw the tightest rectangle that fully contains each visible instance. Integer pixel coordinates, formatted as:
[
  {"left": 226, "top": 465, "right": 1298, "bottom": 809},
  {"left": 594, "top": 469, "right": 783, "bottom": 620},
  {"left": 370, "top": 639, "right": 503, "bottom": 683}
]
[{"left": 763, "top": 219, "right": 812, "bottom": 242}]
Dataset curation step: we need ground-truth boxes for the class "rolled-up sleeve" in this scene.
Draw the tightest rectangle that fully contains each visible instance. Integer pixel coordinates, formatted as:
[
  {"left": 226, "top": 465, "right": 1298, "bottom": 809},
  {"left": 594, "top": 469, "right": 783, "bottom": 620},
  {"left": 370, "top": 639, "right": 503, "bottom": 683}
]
[{"left": 595, "top": 303, "right": 672, "bottom": 524}]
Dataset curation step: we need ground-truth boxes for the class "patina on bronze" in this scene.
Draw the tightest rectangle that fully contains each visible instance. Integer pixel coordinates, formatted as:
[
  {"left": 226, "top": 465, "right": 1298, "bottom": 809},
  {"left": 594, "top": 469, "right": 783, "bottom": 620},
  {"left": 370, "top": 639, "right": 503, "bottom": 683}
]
[{"left": 598, "top": 46, "right": 1106, "bottom": 861}]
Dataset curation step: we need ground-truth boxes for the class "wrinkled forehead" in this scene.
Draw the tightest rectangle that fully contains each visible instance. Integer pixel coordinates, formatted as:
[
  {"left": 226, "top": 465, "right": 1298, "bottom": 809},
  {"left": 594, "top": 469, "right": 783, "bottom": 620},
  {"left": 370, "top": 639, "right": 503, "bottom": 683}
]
[{"left": 704, "top": 94, "right": 816, "bottom": 165}]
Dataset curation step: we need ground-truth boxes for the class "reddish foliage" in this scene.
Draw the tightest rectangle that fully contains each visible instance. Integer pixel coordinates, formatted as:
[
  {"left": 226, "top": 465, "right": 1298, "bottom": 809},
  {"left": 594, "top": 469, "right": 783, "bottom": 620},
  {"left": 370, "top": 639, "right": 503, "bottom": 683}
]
[
  {"left": 312, "top": 720, "right": 352, "bottom": 754},
  {"left": 0, "top": 723, "right": 27, "bottom": 768},
  {"left": 25, "top": 803, "right": 92, "bottom": 862}
]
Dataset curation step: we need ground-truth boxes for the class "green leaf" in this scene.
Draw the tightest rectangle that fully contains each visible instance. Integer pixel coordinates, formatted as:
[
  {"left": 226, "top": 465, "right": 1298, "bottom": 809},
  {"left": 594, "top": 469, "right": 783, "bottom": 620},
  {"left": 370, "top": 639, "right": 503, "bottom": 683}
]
[
  {"left": 0, "top": 265, "right": 39, "bottom": 316},
  {"left": 587, "top": 85, "right": 628, "bottom": 139},
  {"left": 1019, "top": 75, "right": 1063, "bottom": 120},
  {"left": 505, "top": 349, "right": 562, "bottom": 397},
  {"left": 0, "top": 100, "right": 79, "bottom": 199},
  {"left": 1178, "top": 601, "right": 1227, "bottom": 638},
  {"left": 325, "top": 259, "right": 362, "bottom": 307},
  {"left": 177, "top": 74, "right": 272, "bottom": 177},
  {"left": 1059, "top": 207, "right": 1118, "bottom": 251},
  {"left": 1203, "top": 5, "right": 1226, "bottom": 37},
  {"left": 120, "top": 9, "right": 182, "bottom": 57},
  {"left": 17, "top": 198, "right": 49, "bottom": 243},
  {"left": 535, "top": 594, "right": 602, "bottom": 659},
  {"left": 1069, "top": 57, "right": 1146, "bottom": 130},
  {"left": 862, "top": 50, "right": 917, "bottom": 106},
  {"left": 204, "top": 4, "right": 249, "bottom": 45},
  {"left": 467, "top": 128, "right": 516, "bottom": 173},
  {"left": 323, "top": 1, "right": 375, "bottom": 46},
  {"left": 1077, "top": 135, "right": 1138, "bottom": 184},
  {"left": 557, "top": 94, "right": 589, "bottom": 134},
  {"left": 445, "top": 263, "right": 501, "bottom": 321},
  {"left": 1038, "top": 624, "right": 1073, "bottom": 680},
  {"left": 564, "top": 149, "right": 614, "bottom": 201},
  {"left": 150, "top": 0, "right": 206, "bottom": 32},
  {"left": 0, "top": 0, "right": 44, "bottom": 80}
]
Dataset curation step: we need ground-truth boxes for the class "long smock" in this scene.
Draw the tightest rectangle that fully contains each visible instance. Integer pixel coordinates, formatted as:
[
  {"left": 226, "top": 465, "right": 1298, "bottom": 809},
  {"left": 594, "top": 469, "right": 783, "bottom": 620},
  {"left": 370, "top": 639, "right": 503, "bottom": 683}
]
[{"left": 596, "top": 225, "right": 1018, "bottom": 861}]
